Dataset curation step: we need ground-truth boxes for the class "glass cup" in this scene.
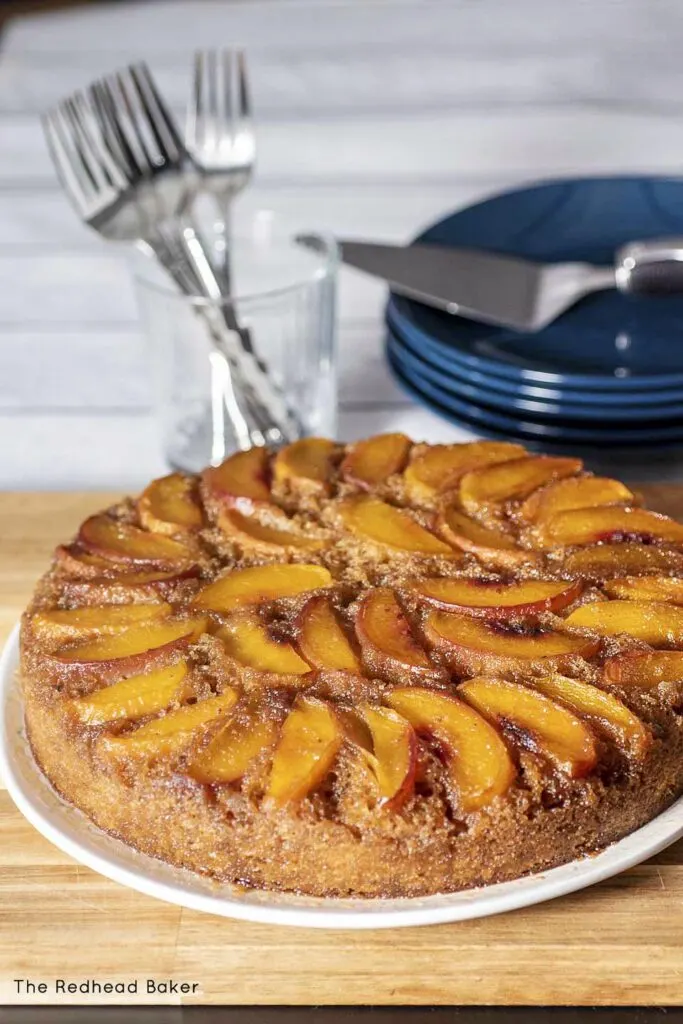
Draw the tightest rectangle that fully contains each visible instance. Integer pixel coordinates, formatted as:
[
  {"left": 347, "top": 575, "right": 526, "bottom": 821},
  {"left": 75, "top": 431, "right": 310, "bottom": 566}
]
[{"left": 133, "top": 212, "right": 338, "bottom": 472}]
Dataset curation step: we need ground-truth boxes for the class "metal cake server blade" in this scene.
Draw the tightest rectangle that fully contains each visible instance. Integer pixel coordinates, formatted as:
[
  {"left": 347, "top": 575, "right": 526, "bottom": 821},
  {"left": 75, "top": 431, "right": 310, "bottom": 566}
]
[{"left": 297, "top": 236, "right": 683, "bottom": 332}]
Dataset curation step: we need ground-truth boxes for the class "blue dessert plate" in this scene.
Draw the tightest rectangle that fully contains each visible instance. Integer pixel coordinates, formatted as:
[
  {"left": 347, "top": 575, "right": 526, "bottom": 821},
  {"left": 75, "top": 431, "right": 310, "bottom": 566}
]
[
  {"left": 388, "top": 303, "right": 683, "bottom": 408},
  {"left": 388, "top": 176, "right": 683, "bottom": 390},
  {"left": 388, "top": 329, "right": 683, "bottom": 423},
  {"left": 386, "top": 331, "right": 683, "bottom": 446}
]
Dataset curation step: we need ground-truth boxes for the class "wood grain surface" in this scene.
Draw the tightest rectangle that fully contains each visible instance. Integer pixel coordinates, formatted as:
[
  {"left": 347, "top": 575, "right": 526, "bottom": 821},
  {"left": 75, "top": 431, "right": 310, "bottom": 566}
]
[{"left": 1, "top": 489, "right": 683, "bottom": 1007}]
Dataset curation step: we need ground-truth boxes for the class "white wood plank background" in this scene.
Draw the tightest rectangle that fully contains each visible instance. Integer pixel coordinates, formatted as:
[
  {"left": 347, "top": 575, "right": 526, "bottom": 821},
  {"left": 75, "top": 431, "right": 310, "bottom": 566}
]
[{"left": 3, "top": 0, "right": 683, "bottom": 489}]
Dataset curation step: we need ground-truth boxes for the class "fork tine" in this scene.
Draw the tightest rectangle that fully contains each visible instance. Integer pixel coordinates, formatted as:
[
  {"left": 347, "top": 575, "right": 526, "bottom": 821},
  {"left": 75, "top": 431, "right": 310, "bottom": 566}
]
[
  {"left": 88, "top": 79, "right": 137, "bottom": 186},
  {"left": 207, "top": 50, "right": 219, "bottom": 143},
  {"left": 235, "top": 50, "right": 250, "bottom": 121},
  {"left": 131, "top": 62, "right": 187, "bottom": 162},
  {"left": 112, "top": 68, "right": 158, "bottom": 174},
  {"left": 42, "top": 107, "right": 89, "bottom": 214},
  {"left": 70, "top": 90, "right": 122, "bottom": 192},
  {"left": 186, "top": 51, "right": 203, "bottom": 151},
  {"left": 63, "top": 94, "right": 107, "bottom": 195}
]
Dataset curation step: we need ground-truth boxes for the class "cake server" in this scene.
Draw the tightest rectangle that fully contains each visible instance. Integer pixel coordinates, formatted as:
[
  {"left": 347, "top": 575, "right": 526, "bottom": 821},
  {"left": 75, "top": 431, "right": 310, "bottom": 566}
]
[{"left": 299, "top": 236, "right": 683, "bottom": 332}]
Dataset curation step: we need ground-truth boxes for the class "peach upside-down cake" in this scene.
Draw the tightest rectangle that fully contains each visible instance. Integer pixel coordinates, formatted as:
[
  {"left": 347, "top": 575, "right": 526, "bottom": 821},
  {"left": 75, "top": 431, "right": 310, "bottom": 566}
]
[{"left": 20, "top": 436, "right": 683, "bottom": 897}]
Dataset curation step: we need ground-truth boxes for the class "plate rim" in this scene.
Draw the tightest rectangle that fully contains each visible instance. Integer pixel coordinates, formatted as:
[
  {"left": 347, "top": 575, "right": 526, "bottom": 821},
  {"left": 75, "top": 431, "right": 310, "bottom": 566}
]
[
  {"left": 387, "top": 335, "right": 683, "bottom": 444},
  {"left": 389, "top": 293, "right": 683, "bottom": 391},
  {"left": 3, "top": 623, "right": 683, "bottom": 929},
  {"left": 389, "top": 315, "right": 683, "bottom": 409},
  {"left": 387, "top": 330, "right": 683, "bottom": 425}
]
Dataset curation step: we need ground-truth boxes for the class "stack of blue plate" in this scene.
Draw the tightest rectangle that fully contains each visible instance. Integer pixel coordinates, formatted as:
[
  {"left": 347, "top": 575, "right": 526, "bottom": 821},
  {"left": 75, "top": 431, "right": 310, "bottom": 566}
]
[{"left": 386, "top": 177, "right": 683, "bottom": 451}]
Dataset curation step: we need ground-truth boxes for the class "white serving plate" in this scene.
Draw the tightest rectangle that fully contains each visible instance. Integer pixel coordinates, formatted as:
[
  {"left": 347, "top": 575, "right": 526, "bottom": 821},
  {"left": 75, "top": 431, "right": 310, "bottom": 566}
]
[{"left": 2, "top": 623, "right": 682, "bottom": 929}]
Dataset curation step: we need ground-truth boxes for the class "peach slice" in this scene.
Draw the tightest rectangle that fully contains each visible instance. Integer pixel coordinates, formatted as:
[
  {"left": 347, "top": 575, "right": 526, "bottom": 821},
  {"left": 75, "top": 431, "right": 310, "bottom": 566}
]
[
  {"left": 137, "top": 473, "right": 202, "bottom": 535},
  {"left": 341, "top": 433, "right": 411, "bottom": 489},
  {"left": 50, "top": 616, "right": 208, "bottom": 681},
  {"left": 404, "top": 441, "right": 525, "bottom": 502},
  {"left": 424, "top": 610, "right": 597, "bottom": 675},
  {"left": 409, "top": 578, "right": 582, "bottom": 618},
  {"left": 69, "top": 661, "right": 189, "bottom": 725},
  {"left": 336, "top": 705, "right": 374, "bottom": 752},
  {"left": 357, "top": 704, "right": 417, "bottom": 809},
  {"left": 30, "top": 603, "right": 171, "bottom": 644},
  {"left": 54, "top": 545, "right": 121, "bottom": 578},
  {"left": 218, "top": 508, "right": 323, "bottom": 552},
  {"left": 187, "top": 708, "right": 279, "bottom": 784},
  {"left": 459, "top": 456, "right": 582, "bottom": 514},
  {"left": 386, "top": 687, "right": 515, "bottom": 811},
  {"left": 59, "top": 566, "right": 200, "bottom": 603},
  {"left": 603, "top": 576, "right": 683, "bottom": 605},
  {"left": 532, "top": 507, "right": 683, "bottom": 550},
  {"left": 356, "top": 588, "right": 432, "bottom": 677},
  {"left": 216, "top": 612, "right": 311, "bottom": 675},
  {"left": 562, "top": 543, "right": 677, "bottom": 580},
  {"left": 100, "top": 688, "right": 238, "bottom": 762},
  {"left": 273, "top": 438, "right": 336, "bottom": 492},
  {"left": 564, "top": 599, "right": 683, "bottom": 646},
  {"left": 519, "top": 475, "right": 634, "bottom": 524},
  {"left": 201, "top": 447, "right": 271, "bottom": 512},
  {"left": 295, "top": 595, "right": 362, "bottom": 672},
  {"left": 266, "top": 696, "right": 342, "bottom": 805},
  {"left": 437, "top": 506, "right": 534, "bottom": 566},
  {"left": 459, "top": 677, "right": 597, "bottom": 777},
  {"left": 54, "top": 546, "right": 200, "bottom": 590},
  {"left": 530, "top": 674, "right": 650, "bottom": 757},
  {"left": 193, "top": 563, "right": 333, "bottom": 614},
  {"left": 338, "top": 496, "right": 456, "bottom": 556},
  {"left": 604, "top": 650, "right": 683, "bottom": 688},
  {"left": 78, "top": 515, "right": 193, "bottom": 566}
]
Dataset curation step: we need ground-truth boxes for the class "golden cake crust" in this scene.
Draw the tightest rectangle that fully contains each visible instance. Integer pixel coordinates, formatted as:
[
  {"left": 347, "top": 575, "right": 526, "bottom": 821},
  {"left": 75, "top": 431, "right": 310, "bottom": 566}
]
[{"left": 19, "top": 435, "right": 683, "bottom": 898}]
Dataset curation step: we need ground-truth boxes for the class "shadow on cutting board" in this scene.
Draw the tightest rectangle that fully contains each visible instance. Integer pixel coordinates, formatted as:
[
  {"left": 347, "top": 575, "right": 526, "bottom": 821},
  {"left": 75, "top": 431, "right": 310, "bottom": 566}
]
[{"left": 0, "top": 1008, "right": 680, "bottom": 1023}]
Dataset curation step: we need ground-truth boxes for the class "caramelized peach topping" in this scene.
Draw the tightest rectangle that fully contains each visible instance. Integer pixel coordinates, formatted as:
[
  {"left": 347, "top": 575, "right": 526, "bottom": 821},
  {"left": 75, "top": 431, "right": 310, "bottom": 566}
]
[
  {"left": 565, "top": 599, "right": 683, "bottom": 647},
  {"left": 424, "top": 610, "right": 597, "bottom": 675},
  {"left": 78, "top": 515, "right": 194, "bottom": 566},
  {"left": 137, "top": 473, "right": 202, "bottom": 535},
  {"left": 341, "top": 433, "right": 411, "bottom": 489},
  {"left": 295, "top": 595, "right": 362, "bottom": 673},
  {"left": 266, "top": 697, "right": 342, "bottom": 806},
  {"left": 201, "top": 447, "right": 271, "bottom": 512},
  {"left": 273, "top": 438, "right": 336, "bottom": 492},
  {"left": 459, "top": 456, "right": 582, "bottom": 515},
  {"left": 519, "top": 475, "right": 635, "bottom": 524},
  {"left": 338, "top": 496, "right": 455, "bottom": 556},
  {"left": 532, "top": 507, "right": 683, "bottom": 550},
  {"left": 409, "top": 577, "right": 582, "bottom": 618},
  {"left": 459, "top": 677, "right": 597, "bottom": 777},
  {"left": 356, "top": 588, "right": 432, "bottom": 676},
  {"left": 193, "top": 563, "right": 333, "bottom": 613},
  {"left": 387, "top": 687, "right": 516, "bottom": 811},
  {"left": 404, "top": 441, "right": 525, "bottom": 502}
]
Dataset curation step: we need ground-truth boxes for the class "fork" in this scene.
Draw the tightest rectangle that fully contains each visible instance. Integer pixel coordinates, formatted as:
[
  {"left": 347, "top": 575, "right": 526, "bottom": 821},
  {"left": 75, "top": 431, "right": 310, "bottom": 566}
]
[
  {"left": 43, "top": 73, "right": 263, "bottom": 451},
  {"left": 43, "top": 66, "right": 296, "bottom": 450},
  {"left": 90, "top": 63, "right": 299, "bottom": 446},
  {"left": 183, "top": 51, "right": 301, "bottom": 440},
  {"left": 186, "top": 48, "right": 255, "bottom": 261}
]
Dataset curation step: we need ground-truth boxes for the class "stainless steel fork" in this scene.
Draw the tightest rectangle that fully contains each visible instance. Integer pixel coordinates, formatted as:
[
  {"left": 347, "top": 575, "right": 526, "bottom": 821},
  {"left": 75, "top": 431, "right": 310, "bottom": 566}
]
[
  {"left": 183, "top": 50, "right": 301, "bottom": 441},
  {"left": 90, "top": 63, "right": 299, "bottom": 446},
  {"left": 43, "top": 66, "right": 297, "bottom": 451},
  {"left": 186, "top": 49, "right": 255, "bottom": 251}
]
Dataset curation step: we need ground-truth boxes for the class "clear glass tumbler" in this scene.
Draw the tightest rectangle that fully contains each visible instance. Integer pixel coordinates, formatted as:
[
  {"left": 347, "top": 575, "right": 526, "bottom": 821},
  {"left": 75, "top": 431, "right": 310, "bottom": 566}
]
[{"left": 133, "top": 213, "right": 338, "bottom": 472}]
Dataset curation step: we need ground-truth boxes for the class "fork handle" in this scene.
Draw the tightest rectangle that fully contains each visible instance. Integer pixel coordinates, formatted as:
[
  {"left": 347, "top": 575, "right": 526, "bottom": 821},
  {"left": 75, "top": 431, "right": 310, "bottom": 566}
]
[
  {"left": 146, "top": 231, "right": 301, "bottom": 446},
  {"left": 141, "top": 235, "right": 273, "bottom": 449},
  {"left": 176, "top": 221, "right": 303, "bottom": 440}
]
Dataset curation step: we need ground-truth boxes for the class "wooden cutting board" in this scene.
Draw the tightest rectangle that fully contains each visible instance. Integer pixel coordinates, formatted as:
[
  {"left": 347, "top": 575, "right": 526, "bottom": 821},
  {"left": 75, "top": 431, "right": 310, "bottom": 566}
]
[{"left": 1, "top": 489, "right": 683, "bottom": 1008}]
